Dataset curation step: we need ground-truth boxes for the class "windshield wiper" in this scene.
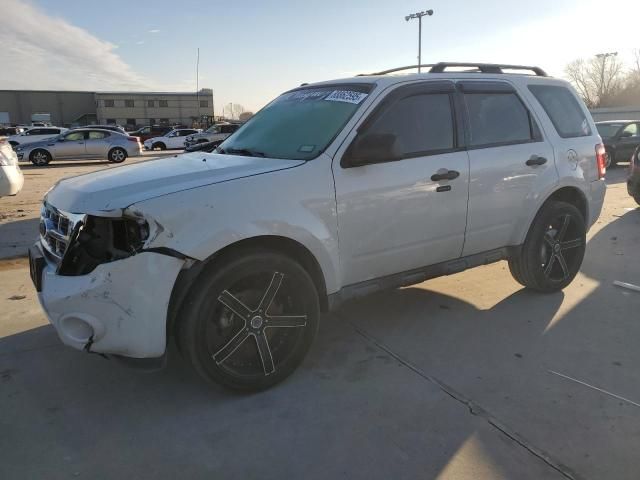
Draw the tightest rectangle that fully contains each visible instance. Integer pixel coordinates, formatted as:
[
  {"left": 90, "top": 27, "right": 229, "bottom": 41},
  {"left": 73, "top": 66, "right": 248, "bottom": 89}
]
[{"left": 225, "top": 147, "right": 266, "bottom": 158}]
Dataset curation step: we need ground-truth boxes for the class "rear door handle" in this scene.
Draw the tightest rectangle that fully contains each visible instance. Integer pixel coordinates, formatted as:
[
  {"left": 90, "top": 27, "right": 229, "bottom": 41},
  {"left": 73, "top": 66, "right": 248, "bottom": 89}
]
[
  {"left": 431, "top": 169, "right": 460, "bottom": 181},
  {"left": 526, "top": 155, "right": 547, "bottom": 166}
]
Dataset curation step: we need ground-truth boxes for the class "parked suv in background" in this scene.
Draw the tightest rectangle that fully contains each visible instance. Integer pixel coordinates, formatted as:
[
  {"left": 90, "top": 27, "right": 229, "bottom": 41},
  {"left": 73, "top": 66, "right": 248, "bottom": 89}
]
[
  {"left": 30, "top": 63, "right": 605, "bottom": 392},
  {"left": 184, "top": 122, "right": 241, "bottom": 148},
  {"left": 7, "top": 127, "right": 67, "bottom": 148},
  {"left": 595, "top": 120, "right": 640, "bottom": 167}
]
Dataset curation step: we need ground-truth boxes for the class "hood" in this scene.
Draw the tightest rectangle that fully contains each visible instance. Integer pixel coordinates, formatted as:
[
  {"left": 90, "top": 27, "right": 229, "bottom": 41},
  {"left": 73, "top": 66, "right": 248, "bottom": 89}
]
[{"left": 46, "top": 152, "right": 305, "bottom": 214}]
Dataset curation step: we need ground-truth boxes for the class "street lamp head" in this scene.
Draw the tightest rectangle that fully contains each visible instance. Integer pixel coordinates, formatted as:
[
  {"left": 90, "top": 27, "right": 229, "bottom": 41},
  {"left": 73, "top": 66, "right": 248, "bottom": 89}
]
[
  {"left": 425, "top": 9, "right": 434, "bottom": 15},
  {"left": 405, "top": 15, "right": 411, "bottom": 21}
]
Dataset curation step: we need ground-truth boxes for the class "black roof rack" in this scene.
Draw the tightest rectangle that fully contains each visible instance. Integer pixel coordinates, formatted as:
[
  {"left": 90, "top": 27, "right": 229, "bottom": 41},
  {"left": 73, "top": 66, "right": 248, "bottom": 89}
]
[{"left": 364, "top": 62, "right": 548, "bottom": 77}]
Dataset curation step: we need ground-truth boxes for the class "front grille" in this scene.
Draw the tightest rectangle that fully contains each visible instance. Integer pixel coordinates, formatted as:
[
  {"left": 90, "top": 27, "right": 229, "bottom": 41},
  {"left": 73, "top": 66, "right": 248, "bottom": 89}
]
[{"left": 39, "top": 202, "right": 85, "bottom": 265}]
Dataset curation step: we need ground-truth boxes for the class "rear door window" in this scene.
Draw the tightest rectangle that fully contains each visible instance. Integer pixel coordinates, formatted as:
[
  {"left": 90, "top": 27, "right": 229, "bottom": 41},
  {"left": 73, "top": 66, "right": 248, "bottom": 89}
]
[
  {"left": 88, "top": 131, "right": 109, "bottom": 139},
  {"left": 464, "top": 92, "right": 536, "bottom": 147},
  {"left": 65, "top": 131, "right": 86, "bottom": 141},
  {"left": 528, "top": 84, "right": 591, "bottom": 138}
]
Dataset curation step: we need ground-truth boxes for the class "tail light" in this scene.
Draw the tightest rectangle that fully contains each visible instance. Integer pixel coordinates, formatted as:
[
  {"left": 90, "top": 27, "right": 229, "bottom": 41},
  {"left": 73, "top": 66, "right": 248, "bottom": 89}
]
[
  {"left": 126, "top": 136, "right": 139, "bottom": 143},
  {"left": 595, "top": 143, "right": 606, "bottom": 179}
]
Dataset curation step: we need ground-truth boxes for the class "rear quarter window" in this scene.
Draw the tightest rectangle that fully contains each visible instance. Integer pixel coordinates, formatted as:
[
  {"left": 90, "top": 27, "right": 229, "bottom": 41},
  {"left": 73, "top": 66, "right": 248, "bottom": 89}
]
[{"left": 528, "top": 85, "right": 591, "bottom": 138}]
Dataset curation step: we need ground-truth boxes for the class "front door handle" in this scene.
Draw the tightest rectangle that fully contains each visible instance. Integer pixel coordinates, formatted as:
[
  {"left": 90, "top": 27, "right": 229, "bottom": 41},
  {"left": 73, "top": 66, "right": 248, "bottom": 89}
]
[
  {"left": 431, "top": 169, "right": 460, "bottom": 181},
  {"left": 526, "top": 155, "right": 547, "bottom": 166}
]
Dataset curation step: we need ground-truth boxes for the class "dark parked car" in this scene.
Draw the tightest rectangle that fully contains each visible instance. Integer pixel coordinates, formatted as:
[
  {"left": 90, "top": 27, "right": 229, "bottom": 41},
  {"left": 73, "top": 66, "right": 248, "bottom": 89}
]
[
  {"left": 629, "top": 146, "right": 640, "bottom": 205},
  {"left": 595, "top": 120, "right": 640, "bottom": 167},
  {"left": 131, "top": 125, "right": 174, "bottom": 143},
  {"left": 0, "top": 126, "right": 26, "bottom": 136}
]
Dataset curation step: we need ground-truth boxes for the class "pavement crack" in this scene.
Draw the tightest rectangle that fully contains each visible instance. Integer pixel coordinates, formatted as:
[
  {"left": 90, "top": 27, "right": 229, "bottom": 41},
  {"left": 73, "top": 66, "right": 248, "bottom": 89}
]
[{"left": 350, "top": 322, "right": 583, "bottom": 480}]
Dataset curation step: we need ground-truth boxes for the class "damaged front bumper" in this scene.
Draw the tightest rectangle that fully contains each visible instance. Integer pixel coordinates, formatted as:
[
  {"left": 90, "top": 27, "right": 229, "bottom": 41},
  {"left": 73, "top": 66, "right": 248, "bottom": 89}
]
[
  {"left": 35, "top": 246, "right": 184, "bottom": 358},
  {"left": 32, "top": 201, "right": 188, "bottom": 358}
]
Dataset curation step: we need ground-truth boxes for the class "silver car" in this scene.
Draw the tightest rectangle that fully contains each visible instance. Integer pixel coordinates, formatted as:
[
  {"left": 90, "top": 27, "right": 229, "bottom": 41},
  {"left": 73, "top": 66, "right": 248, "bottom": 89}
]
[{"left": 15, "top": 128, "right": 142, "bottom": 166}]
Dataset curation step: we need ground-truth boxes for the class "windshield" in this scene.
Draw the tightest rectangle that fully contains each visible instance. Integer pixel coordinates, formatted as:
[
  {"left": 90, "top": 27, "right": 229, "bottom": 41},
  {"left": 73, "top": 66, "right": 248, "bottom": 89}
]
[
  {"left": 596, "top": 123, "right": 624, "bottom": 138},
  {"left": 206, "top": 125, "right": 221, "bottom": 133},
  {"left": 218, "top": 84, "right": 373, "bottom": 160}
]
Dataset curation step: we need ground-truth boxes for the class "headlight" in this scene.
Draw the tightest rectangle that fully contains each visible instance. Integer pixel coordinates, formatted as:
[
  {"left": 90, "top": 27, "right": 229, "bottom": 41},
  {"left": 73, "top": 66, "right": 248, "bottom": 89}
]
[{"left": 186, "top": 136, "right": 193, "bottom": 141}]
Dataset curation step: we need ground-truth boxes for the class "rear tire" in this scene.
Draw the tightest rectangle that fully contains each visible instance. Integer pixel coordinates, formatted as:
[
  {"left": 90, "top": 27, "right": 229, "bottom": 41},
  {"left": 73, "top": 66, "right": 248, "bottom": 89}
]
[
  {"left": 508, "top": 201, "right": 586, "bottom": 292},
  {"left": 108, "top": 147, "right": 127, "bottom": 163},
  {"left": 177, "top": 250, "right": 320, "bottom": 392},
  {"left": 30, "top": 149, "right": 51, "bottom": 166}
]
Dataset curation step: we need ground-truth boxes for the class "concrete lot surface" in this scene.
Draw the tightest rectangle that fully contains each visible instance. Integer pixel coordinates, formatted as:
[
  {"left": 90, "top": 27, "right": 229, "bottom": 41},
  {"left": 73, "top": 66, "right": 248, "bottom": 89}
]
[{"left": 0, "top": 162, "right": 638, "bottom": 479}]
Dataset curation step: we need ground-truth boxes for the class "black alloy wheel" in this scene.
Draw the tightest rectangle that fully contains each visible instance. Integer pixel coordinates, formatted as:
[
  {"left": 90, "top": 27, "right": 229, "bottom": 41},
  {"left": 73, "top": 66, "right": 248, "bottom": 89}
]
[{"left": 178, "top": 251, "right": 319, "bottom": 391}]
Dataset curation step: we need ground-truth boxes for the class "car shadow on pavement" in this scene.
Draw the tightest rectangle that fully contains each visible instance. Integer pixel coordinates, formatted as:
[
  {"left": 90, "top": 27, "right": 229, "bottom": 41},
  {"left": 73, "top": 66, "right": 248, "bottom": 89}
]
[
  {"left": 0, "top": 313, "right": 566, "bottom": 480},
  {"left": 338, "top": 208, "right": 640, "bottom": 480},
  {"left": 0, "top": 217, "right": 39, "bottom": 259},
  {"left": 19, "top": 161, "right": 111, "bottom": 170},
  {"left": 605, "top": 164, "right": 630, "bottom": 185}
]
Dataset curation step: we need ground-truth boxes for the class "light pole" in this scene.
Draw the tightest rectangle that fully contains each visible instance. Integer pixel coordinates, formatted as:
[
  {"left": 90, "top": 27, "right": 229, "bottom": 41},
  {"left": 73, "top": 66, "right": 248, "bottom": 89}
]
[
  {"left": 595, "top": 52, "right": 618, "bottom": 101},
  {"left": 405, "top": 9, "right": 433, "bottom": 73}
]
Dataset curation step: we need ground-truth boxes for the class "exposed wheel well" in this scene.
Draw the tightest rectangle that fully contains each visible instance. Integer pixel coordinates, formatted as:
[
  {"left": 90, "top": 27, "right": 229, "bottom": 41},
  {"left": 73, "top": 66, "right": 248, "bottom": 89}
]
[
  {"left": 166, "top": 236, "right": 329, "bottom": 342},
  {"left": 545, "top": 187, "right": 588, "bottom": 222}
]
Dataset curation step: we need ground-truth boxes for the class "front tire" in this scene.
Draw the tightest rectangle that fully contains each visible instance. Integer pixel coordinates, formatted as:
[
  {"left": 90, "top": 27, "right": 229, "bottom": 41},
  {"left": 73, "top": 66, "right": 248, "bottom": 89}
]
[
  {"left": 152, "top": 142, "right": 166, "bottom": 151},
  {"left": 30, "top": 149, "right": 51, "bottom": 166},
  {"left": 108, "top": 147, "right": 127, "bottom": 163},
  {"left": 178, "top": 251, "right": 320, "bottom": 392},
  {"left": 509, "top": 201, "right": 586, "bottom": 292}
]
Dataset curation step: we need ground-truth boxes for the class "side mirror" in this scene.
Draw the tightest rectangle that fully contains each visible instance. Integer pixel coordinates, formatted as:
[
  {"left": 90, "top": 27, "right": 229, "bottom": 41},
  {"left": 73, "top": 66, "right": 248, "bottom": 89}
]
[{"left": 342, "top": 133, "right": 398, "bottom": 168}]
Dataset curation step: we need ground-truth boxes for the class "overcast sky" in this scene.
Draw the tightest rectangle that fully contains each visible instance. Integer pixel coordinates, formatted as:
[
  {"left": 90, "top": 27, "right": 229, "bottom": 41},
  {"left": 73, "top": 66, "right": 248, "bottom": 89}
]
[{"left": 1, "top": 0, "right": 638, "bottom": 113}]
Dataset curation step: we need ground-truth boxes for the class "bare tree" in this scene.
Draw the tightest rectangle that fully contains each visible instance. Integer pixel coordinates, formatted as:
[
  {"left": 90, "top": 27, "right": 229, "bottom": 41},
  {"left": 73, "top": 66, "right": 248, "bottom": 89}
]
[{"left": 565, "top": 54, "right": 625, "bottom": 108}]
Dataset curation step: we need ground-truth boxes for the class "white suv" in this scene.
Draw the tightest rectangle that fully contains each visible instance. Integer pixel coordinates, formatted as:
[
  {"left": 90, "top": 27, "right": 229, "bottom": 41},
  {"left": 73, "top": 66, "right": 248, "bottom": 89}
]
[{"left": 30, "top": 63, "right": 606, "bottom": 391}]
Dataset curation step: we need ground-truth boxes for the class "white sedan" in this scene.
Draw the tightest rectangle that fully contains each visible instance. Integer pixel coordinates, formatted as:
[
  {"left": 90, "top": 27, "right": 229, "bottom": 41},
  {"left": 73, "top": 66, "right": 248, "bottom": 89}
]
[
  {"left": 0, "top": 138, "right": 24, "bottom": 197},
  {"left": 143, "top": 128, "right": 200, "bottom": 151}
]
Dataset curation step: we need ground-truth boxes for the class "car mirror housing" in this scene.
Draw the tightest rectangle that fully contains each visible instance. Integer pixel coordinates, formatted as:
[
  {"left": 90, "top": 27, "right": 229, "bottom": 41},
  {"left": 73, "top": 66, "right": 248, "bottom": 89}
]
[{"left": 342, "top": 133, "right": 398, "bottom": 168}]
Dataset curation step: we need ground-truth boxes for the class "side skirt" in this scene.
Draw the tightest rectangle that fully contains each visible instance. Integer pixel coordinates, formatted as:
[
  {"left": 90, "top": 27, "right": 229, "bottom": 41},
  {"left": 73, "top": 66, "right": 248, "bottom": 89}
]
[{"left": 328, "top": 246, "right": 521, "bottom": 311}]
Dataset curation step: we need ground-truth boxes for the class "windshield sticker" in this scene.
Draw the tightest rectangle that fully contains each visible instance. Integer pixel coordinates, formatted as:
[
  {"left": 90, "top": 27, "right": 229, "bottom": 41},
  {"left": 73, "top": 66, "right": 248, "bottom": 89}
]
[
  {"left": 283, "top": 90, "right": 330, "bottom": 102},
  {"left": 298, "top": 145, "right": 316, "bottom": 153},
  {"left": 324, "top": 90, "right": 368, "bottom": 105}
]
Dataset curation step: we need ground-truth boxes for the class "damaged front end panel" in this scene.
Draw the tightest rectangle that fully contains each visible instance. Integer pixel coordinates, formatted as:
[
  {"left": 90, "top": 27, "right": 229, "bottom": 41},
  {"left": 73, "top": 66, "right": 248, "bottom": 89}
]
[
  {"left": 36, "top": 202, "right": 189, "bottom": 358},
  {"left": 59, "top": 215, "right": 150, "bottom": 275}
]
